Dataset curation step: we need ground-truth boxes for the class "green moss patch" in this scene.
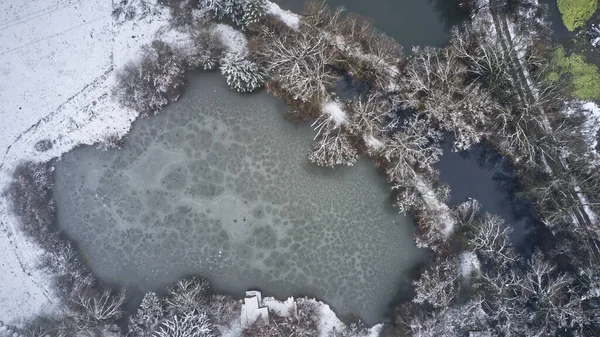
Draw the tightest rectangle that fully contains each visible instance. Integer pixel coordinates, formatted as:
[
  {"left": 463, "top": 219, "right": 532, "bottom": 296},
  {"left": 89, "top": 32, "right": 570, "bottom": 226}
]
[
  {"left": 549, "top": 46, "right": 600, "bottom": 100},
  {"left": 557, "top": 0, "right": 598, "bottom": 31}
]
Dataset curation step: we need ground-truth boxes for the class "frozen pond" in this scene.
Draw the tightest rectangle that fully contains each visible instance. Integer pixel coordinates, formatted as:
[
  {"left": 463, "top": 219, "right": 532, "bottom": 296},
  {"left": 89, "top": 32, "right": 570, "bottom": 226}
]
[{"left": 53, "top": 72, "right": 424, "bottom": 325}]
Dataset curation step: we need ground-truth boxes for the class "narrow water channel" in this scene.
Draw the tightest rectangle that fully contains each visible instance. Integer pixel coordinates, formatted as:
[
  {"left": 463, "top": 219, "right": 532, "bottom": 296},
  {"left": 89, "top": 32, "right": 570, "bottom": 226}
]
[
  {"left": 53, "top": 72, "right": 424, "bottom": 325},
  {"left": 274, "top": 0, "right": 465, "bottom": 48}
]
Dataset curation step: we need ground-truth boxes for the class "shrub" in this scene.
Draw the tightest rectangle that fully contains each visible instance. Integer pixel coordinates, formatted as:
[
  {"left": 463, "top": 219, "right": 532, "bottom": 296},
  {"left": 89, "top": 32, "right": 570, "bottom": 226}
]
[
  {"left": 114, "top": 40, "right": 186, "bottom": 115},
  {"left": 5, "top": 162, "right": 55, "bottom": 242},
  {"left": 188, "top": 27, "right": 224, "bottom": 70},
  {"left": 34, "top": 139, "right": 53, "bottom": 152},
  {"left": 557, "top": 0, "right": 598, "bottom": 31},
  {"left": 207, "top": 294, "right": 241, "bottom": 327}
]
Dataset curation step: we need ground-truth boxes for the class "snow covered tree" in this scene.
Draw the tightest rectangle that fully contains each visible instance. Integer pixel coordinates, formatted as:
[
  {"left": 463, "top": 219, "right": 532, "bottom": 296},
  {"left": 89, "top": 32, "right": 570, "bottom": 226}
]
[
  {"left": 115, "top": 40, "right": 186, "bottom": 115},
  {"left": 199, "top": 0, "right": 227, "bottom": 20},
  {"left": 241, "top": 0, "right": 266, "bottom": 30},
  {"left": 220, "top": 52, "right": 265, "bottom": 92},
  {"left": 347, "top": 93, "right": 391, "bottom": 154},
  {"left": 400, "top": 45, "right": 492, "bottom": 150},
  {"left": 154, "top": 312, "right": 215, "bottom": 337},
  {"left": 255, "top": 26, "right": 337, "bottom": 102},
  {"left": 128, "top": 292, "right": 164, "bottom": 337},
  {"left": 187, "top": 27, "right": 224, "bottom": 70},
  {"left": 72, "top": 288, "right": 126, "bottom": 323},
  {"left": 413, "top": 257, "right": 460, "bottom": 309},
  {"left": 199, "top": 0, "right": 265, "bottom": 29},
  {"left": 309, "top": 100, "right": 359, "bottom": 167},
  {"left": 223, "top": 0, "right": 245, "bottom": 27},
  {"left": 165, "top": 277, "right": 210, "bottom": 316},
  {"left": 465, "top": 214, "right": 518, "bottom": 266},
  {"left": 382, "top": 116, "right": 442, "bottom": 183}
]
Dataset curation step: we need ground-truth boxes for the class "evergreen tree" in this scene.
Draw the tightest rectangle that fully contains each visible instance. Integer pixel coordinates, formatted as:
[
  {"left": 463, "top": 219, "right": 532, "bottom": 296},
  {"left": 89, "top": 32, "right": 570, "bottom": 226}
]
[
  {"left": 220, "top": 52, "right": 265, "bottom": 92},
  {"left": 242, "top": 0, "right": 266, "bottom": 30}
]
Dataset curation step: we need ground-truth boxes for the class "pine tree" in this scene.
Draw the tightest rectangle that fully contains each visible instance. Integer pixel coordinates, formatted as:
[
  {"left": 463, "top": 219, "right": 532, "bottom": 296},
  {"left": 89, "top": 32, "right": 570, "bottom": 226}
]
[
  {"left": 241, "top": 0, "right": 266, "bottom": 30},
  {"left": 224, "top": 0, "right": 245, "bottom": 27},
  {"left": 220, "top": 52, "right": 265, "bottom": 92},
  {"left": 199, "top": 0, "right": 226, "bottom": 20}
]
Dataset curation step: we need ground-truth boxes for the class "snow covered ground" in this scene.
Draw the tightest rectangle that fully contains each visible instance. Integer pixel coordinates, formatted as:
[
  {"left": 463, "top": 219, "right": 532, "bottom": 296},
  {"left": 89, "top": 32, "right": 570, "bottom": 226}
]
[{"left": 0, "top": 0, "right": 178, "bottom": 324}]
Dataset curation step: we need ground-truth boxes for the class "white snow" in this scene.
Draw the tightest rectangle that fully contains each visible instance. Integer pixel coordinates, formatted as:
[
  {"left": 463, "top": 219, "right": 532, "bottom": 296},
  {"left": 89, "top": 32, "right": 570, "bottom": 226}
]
[
  {"left": 263, "top": 296, "right": 296, "bottom": 317},
  {"left": 244, "top": 294, "right": 382, "bottom": 337},
  {"left": 0, "top": 0, "right": 175, "bottom": 324},
  {"left": 581, "top": 102, "right": 600, "bottom": 161},
  {"left": 322, "top": 100, "right": 349, "bottom": 126},
  {"left": 365, "top": 135, "right": 384, "bottom": 150},
  {"left": 213, "top": 23, "right": 248, "bottom": 56},
  {"left": 265, "top": 1, "right": 300, "bottom": 30},
  {"left": 314, "top": 299, "right": 382, "bottom": 337},
  {"left": 459, "top": 251, "right": 481, "bottom": 279},
  {"left": 562, "top": 102, "right": 600, "bottom": 165},
  {"left": 414, "top": 176, "right": 456, "bottom": 238},
  {"left": 574, "top": 185, "right": 598, "bottom": 225}
]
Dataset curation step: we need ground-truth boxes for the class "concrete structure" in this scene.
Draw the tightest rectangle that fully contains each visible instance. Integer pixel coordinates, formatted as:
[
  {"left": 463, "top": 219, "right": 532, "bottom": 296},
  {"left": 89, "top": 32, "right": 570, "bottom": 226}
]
[{"left": 241, "top": 290, "right": 269, "bottom": 327}]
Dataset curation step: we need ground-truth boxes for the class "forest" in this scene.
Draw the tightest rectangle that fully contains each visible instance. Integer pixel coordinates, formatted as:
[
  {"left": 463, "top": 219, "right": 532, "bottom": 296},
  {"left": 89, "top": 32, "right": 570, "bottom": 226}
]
[{"left": 5, "top": 0, "right": 600, "bottom": 336}]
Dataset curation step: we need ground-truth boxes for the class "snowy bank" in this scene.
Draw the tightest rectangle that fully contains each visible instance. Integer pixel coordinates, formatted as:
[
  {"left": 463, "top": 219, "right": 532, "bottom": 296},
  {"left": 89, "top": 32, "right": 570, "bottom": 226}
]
[
  {"left": 0, "top": 0, "right": 175, "bottom": 323},
  {"left": 266, "top": 2, "right": 300, "bottom": 29}
]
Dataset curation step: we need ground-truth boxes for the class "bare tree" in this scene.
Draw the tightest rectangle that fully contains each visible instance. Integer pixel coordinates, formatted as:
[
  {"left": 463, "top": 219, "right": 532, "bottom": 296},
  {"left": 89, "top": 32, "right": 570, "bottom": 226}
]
[
  {"left": 346, "top": 93, "right": 391, "bottom": 153},
  {"left": 309, "top": 129, "right": 358, "bottom": 167},
  {"left": 72, "top": 288, "right": 126, "bottom": 323},
  {"left": 400, "top": 46, "right": 492, "bottom": 150},
  {"left": 308, "top": 101, "right": 359, "bottom": 167},
  {"left": 520, "top": 251, "right": 585, "bottom": 335},
  {"left": 302, "top": 0, "right": 345, "bottom": 33},
  {"left": 466, "top": 214, "right": 518, "bottom": 266},
  {"left": 381, "top": 116, "right": 442, "bottom": 183},
  {"left": 154, "top": 312, "right": 215, "bottom": 337},
  {"left": 254, "top": 25, "right": 337, "bottom": 102},
  {"left": 165, "top": 277, "right": 210, "bottom": 315},
  {"left": 413, "top": 258, "right": 460, "bottom": 309}
]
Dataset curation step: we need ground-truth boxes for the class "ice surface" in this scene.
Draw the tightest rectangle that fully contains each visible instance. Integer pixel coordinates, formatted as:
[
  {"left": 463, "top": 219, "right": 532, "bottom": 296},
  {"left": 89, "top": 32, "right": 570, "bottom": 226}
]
[{"left": 53, "top": 72, "right": 425, "bottom": 325}]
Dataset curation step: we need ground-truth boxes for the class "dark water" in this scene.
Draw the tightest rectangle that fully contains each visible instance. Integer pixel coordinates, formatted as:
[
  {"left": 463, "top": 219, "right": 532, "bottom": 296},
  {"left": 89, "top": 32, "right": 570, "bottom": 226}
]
[
  {"left": 274, "top": 0, "right": 467, "bottom": 48},
  {"left": 436, "top": 140, "right": 539, "bottom": 251}
]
